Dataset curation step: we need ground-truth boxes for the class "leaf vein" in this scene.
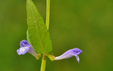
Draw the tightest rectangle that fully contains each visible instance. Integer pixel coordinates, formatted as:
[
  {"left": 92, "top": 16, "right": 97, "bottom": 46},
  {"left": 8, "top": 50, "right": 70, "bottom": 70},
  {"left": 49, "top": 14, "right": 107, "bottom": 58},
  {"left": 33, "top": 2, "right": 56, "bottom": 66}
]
[{"left": 29, "top": 2, "right": 45, "bottom": 54}]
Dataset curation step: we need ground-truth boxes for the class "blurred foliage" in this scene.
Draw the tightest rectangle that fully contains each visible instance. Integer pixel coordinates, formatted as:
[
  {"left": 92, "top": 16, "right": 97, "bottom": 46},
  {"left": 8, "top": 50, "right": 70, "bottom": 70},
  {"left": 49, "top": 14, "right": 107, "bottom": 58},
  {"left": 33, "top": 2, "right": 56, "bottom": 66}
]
[{"left": 0, "top": 0, "right": 113, "bottom": 71}]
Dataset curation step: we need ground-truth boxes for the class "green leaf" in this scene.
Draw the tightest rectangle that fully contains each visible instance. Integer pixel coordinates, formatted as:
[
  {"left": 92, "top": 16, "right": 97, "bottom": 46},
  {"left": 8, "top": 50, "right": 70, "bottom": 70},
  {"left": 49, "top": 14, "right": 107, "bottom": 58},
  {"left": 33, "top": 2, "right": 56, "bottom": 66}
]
[{"left": 26, "top": 0, "right": 52, "bottom": 54}]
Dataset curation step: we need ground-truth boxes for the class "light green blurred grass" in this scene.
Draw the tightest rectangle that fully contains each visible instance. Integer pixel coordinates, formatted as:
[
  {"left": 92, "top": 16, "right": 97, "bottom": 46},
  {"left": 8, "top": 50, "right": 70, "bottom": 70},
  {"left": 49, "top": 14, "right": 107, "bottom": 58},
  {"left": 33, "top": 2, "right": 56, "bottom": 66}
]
[{"left": 0, "top": 0, "right": 113, "bottom": 71}]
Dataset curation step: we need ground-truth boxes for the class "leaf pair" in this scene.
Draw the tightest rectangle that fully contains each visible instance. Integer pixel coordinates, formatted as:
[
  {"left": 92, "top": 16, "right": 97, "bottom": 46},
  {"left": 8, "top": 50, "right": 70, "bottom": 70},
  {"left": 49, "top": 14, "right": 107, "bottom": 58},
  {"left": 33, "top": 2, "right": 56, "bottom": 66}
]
[{"left": 26, "top": 0, "right": 52, "bottom": 55}]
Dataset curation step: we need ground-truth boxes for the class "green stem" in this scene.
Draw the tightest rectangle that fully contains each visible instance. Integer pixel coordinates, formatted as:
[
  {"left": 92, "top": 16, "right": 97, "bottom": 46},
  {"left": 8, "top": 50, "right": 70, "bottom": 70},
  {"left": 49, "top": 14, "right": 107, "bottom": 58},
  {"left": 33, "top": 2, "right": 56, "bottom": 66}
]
[
  {"left": 40, "top": 0, "right": 50, "bottom": 71},
  {"left": 46, "top": 0, "right": 50, "bottom": 30},
  {"left": 40, "top": 56, "right": 46, "bottom": 71}
]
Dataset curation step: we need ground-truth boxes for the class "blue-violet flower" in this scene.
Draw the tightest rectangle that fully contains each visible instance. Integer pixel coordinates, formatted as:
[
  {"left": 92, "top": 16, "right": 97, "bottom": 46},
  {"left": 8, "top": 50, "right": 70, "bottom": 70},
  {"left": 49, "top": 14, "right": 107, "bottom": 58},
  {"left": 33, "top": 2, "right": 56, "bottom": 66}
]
[
  {"left": 17, "top": 40, "right": 39, "bottom": 59},
  {"left": 54, "top": 48, "right": 82, "bottom": 63}
]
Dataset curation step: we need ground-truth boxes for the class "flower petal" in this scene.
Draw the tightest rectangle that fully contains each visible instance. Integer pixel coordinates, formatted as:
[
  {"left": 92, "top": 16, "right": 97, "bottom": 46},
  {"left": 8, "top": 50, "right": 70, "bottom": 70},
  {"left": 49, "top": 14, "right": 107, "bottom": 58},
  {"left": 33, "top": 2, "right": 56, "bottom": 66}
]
[
  {"left": 54, "top": 48, "right": 82, "bottom": 62},
  {"left": 72, "top": 48, "right": 82, "bottom": 55},
  {"left": 20, "top": 40, "right": 31, "bottom": 47},
  {"left": 17, "top": 46, "right": 29, "bottom": 55},
  {"left": 17, "top": 40, "right": 40, "bottom": 59},
  {"left": 75, "top": 55, "right": 80, "bottom": 63}
]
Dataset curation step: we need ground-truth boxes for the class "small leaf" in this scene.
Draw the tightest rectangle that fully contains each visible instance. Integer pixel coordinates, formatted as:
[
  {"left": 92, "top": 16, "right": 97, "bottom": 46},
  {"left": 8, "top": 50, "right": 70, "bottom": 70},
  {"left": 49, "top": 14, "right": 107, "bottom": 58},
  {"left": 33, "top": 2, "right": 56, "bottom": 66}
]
[
  {"left": 26, "top": 0, "right": 52, "bottom": 54},
  {"left": 47, "top": 54, "right": 55, "bottom": 61}
]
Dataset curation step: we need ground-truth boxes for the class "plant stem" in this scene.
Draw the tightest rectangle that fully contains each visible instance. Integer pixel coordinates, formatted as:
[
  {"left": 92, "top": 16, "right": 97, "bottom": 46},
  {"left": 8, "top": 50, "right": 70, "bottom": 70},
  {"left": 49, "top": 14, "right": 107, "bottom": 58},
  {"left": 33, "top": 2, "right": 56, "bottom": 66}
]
[
  {"left": 46, "top": 0, "right": 50, "bottom": 30},
  {"left": 40, "top": 0, "right": 50, "bottom": 71},
  {"left": 40, "top": 56, "right": 46, "bottom": 71}
]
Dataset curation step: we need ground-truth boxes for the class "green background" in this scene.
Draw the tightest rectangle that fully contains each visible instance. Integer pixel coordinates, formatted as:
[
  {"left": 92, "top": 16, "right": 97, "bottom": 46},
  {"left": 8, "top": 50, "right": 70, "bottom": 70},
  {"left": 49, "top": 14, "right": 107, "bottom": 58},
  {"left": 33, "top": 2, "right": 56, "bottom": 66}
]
[{"left": 0, "top": 0, "right": 113, "bottom": 71}]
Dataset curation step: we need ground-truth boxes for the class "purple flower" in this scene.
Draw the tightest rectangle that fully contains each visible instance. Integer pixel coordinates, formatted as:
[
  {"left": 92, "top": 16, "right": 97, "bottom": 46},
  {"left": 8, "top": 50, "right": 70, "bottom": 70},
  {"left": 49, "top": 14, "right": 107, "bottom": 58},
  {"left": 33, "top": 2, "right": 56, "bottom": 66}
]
[
  {"left": 17, "top": 40, "right": 39, "bottom": 59},
  {"left": 54, "top": 48, "right": 82, "bottom": 63}
]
